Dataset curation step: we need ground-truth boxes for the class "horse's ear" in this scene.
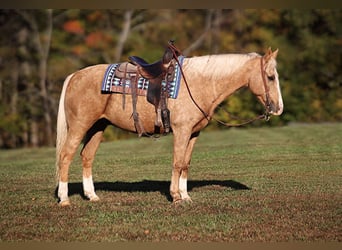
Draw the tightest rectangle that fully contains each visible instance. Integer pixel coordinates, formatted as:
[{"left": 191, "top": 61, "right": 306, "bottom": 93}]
[
  {"left": 264, "top": 47, "right": 273, "bottom": 61},
  {"left": 272, "top": 48, "right": 279, "bottom": 59},
  {"left": 264, "top": 47, "right": 278, "bottom": 61}
]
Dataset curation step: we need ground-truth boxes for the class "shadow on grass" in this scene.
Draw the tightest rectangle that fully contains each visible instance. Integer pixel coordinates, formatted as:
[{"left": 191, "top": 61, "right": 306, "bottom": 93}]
[{"left": 55, "top": 179, "right": 250, "bottom": 202}]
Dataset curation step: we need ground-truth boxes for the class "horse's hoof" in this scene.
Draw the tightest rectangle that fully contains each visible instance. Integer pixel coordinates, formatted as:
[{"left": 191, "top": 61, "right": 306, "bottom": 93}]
[
  {"left": 173, "top": 197, "right": 193, "bottom": 206},
  {"left": 89, "top": 195, "right": 100, "bottom": 202},
  {"left": 172, "top": 198, "right": 183, "bottom": 205},
  {"left": 85, "top": 192, "right": 100, "bottom": 202},
  {"left": 59, "top": 199, "right": 71, "bottom": 207},
  {"left": 182, "top": 197, "right": 193, "bottom": 203}
]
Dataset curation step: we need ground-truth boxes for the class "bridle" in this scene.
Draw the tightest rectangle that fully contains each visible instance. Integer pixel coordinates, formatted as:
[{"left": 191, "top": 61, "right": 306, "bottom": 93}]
[
  {"left": 260, "top": 56, "right": 272, "bottom": 118},
  {"left": 168, "top": 41, "right": 272, "bottom": 127}
]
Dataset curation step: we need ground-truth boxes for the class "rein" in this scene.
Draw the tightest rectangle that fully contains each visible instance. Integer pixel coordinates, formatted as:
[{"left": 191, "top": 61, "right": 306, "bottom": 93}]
[
  {"left": 169, "top": 41, "right": 271, "bottom": 127},
  {"left": 168, "top": 41, "right": 211, "bottom": 121},
  {"left": 214, "top": 57, "right": 271, "bottom": 127},
  {"left": 260, "top": 56, "right": 272, "bottom": 116}
]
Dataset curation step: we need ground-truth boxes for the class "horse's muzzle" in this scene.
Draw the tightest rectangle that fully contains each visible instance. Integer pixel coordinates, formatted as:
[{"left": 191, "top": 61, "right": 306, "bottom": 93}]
[{"left": 268, "top": 101, "right": 283, "bottom": 116}]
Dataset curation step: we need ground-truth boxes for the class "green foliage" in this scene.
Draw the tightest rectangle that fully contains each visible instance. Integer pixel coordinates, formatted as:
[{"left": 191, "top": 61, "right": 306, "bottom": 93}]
[
  {"left": 0, "top": 10, "right": 341, "bottom": 148},
  {"left": 0, "top": 106, "right": 24, "bottom": 135}
]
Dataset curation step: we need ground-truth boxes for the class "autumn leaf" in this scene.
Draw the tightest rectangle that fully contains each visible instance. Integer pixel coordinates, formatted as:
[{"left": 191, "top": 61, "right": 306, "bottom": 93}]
[
  {"left": 71, "top": 44, "right": 87, "bottom": 56},
  {"left": 63, "top": 20, "right": 84, "bottom": 35},
  {"left": 85, "top": 31, "right": 107, "bottom": 48}
]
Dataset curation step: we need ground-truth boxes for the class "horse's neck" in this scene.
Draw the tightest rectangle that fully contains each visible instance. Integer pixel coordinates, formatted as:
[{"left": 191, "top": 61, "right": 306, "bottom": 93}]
[{"left": 185, "top": 54, "right": 257, "bottom": 115}]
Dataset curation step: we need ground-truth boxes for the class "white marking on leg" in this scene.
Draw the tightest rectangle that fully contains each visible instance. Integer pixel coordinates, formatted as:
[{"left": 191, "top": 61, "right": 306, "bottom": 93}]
[
  {"left": 58, "top": 181, "right": 70, "bottom": 206},
  {"left": 83, "top": 175, "right": 99, "bottom": 201},
  {"left": 179, "top": 176, "right": 191, "bottom": 200}
]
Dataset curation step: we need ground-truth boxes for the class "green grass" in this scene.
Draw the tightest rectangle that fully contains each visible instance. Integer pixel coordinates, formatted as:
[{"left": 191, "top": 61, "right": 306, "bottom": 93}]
[{"left": 0, "top": 123, "right": 341, "bottom": 242}]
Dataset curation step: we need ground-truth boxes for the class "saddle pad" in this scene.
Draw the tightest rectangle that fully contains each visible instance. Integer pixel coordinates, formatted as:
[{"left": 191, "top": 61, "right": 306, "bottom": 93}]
[{"left": 101, "top": 56, "right": 184, "bottom": 99}]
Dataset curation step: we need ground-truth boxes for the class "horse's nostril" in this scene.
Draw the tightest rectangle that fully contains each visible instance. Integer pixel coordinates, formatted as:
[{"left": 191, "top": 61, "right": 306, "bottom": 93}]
[{"left": 273, "top": 106, "right": 283, "bottom": 116}]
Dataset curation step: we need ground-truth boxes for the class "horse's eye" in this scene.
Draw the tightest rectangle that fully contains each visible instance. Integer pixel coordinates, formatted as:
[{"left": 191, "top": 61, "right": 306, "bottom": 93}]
[{"left": 267, "top": 75, "right": 275, "bottom": 81}]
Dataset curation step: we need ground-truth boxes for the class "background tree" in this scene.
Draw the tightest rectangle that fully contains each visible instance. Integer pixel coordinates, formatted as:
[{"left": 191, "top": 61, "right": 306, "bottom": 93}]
[{"left": 0, "top": 9, "right": 341, "bottom": 148}]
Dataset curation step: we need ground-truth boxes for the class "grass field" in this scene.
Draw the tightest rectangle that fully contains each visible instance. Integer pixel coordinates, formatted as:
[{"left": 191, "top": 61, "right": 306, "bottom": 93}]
[{"left": 0, "top": 123, "right": 341, "bottom": 242}]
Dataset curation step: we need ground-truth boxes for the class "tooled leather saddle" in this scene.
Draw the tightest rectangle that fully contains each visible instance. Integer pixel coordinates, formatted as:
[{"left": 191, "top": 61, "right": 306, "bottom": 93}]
[{"left": 115, "top": 40, "right": 181, "bottom": 136}]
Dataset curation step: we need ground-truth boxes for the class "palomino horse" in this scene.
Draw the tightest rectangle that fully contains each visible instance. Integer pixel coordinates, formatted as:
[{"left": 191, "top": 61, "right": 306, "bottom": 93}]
[{"left": 56, "top": 48, "right": 283, "bottom": 206}]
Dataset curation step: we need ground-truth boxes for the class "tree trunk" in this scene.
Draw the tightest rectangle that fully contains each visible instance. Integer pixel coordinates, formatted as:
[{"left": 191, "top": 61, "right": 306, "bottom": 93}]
[
  {"left": 183, "top": 10, "right": 214, "bottom": 56},
  {"left": 114, "top": 10, "right": 133, "bottom": 62},
  {"left": 29, "top": 119, "right": 39, "bottom": 147},
  {"left": 211, "top": 9, "right": 222, "bottom": 54},
  {"left": 38, "top": 9, "right": 53, "bottom": 146},
  {"left": 16, "top": 10, "right": 54, "bottom": 147},
  {"left": 9, "top": 62, "right": 19, "bottom": 148}
]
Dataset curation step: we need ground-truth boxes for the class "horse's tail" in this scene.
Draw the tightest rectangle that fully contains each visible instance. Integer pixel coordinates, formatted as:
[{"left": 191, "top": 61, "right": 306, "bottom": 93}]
[{"left": 55, "top": 73, "right": 74, "bottom": 183}]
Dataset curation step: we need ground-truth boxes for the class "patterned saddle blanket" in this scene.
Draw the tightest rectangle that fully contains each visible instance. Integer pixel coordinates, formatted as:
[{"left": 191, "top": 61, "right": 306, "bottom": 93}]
[{"left": 101, "top": 56, "right": 185, "bottom": 99}]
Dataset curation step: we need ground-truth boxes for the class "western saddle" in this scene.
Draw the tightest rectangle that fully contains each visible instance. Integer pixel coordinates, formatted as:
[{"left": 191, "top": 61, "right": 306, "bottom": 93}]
[{"left": 115, "top": 40, "right": 181, "bottom": 136}]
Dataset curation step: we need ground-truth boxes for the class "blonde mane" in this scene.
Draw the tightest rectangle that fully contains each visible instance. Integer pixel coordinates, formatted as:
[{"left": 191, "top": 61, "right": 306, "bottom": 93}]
[{"left": 183, "top": 53, "right": 260, "bottom": 80}]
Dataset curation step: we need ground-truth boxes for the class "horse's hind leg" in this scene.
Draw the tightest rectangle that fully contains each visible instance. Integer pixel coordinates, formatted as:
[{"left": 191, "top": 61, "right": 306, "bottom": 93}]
[
  {"left": 80, "top": 118, "right": 108, "bottom": 201},
  {"left": 58, "top": 128, "right": 85, "bottom": 206}
]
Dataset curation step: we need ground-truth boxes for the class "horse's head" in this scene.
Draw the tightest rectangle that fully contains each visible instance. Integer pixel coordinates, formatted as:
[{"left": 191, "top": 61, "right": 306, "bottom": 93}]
[{"left": 249, "top": 48, "right": 284, "bottom": 116}]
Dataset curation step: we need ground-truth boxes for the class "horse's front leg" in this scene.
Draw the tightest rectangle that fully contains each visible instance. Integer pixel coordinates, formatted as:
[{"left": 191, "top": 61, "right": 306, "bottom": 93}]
[
  {"left": 170, "top": 130, "right": 199, "bottom": 203},
  {"left": 170, "top": 130, "right": 190, "bottom": 203},
  {"left": 178, "top": 131, "right": 200, "bottom": 202}
]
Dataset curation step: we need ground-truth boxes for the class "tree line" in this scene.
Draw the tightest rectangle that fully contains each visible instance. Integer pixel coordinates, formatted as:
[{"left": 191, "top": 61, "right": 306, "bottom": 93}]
[{"left": 0, "top": 9, "right": 341, "bottom": 148}]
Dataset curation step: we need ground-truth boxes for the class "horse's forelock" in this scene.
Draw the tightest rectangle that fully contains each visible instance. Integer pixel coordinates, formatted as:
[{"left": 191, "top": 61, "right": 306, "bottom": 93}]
[{"left": 265, "top": 57, "right": 278, "bottom": 76}]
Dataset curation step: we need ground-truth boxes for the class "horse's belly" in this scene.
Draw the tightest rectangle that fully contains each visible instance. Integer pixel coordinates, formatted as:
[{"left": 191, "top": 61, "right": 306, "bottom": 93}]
[{"left": 104, "top": 94, "right": 156, "bottom": 134}]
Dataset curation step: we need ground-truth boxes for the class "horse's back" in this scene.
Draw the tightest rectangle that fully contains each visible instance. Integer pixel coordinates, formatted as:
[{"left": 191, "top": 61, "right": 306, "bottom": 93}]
[
  {"left": 64, "top": 64, "right": 112, "bottom": 122},
  {"left": 71, "top": 64, "right": 109, "bottom": 85},
  {"left": 65, "top": 63, "right": 156, "bottom": 133},
  {"left": 66, "top": 64, "right": 109, "bottom": 97}
]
